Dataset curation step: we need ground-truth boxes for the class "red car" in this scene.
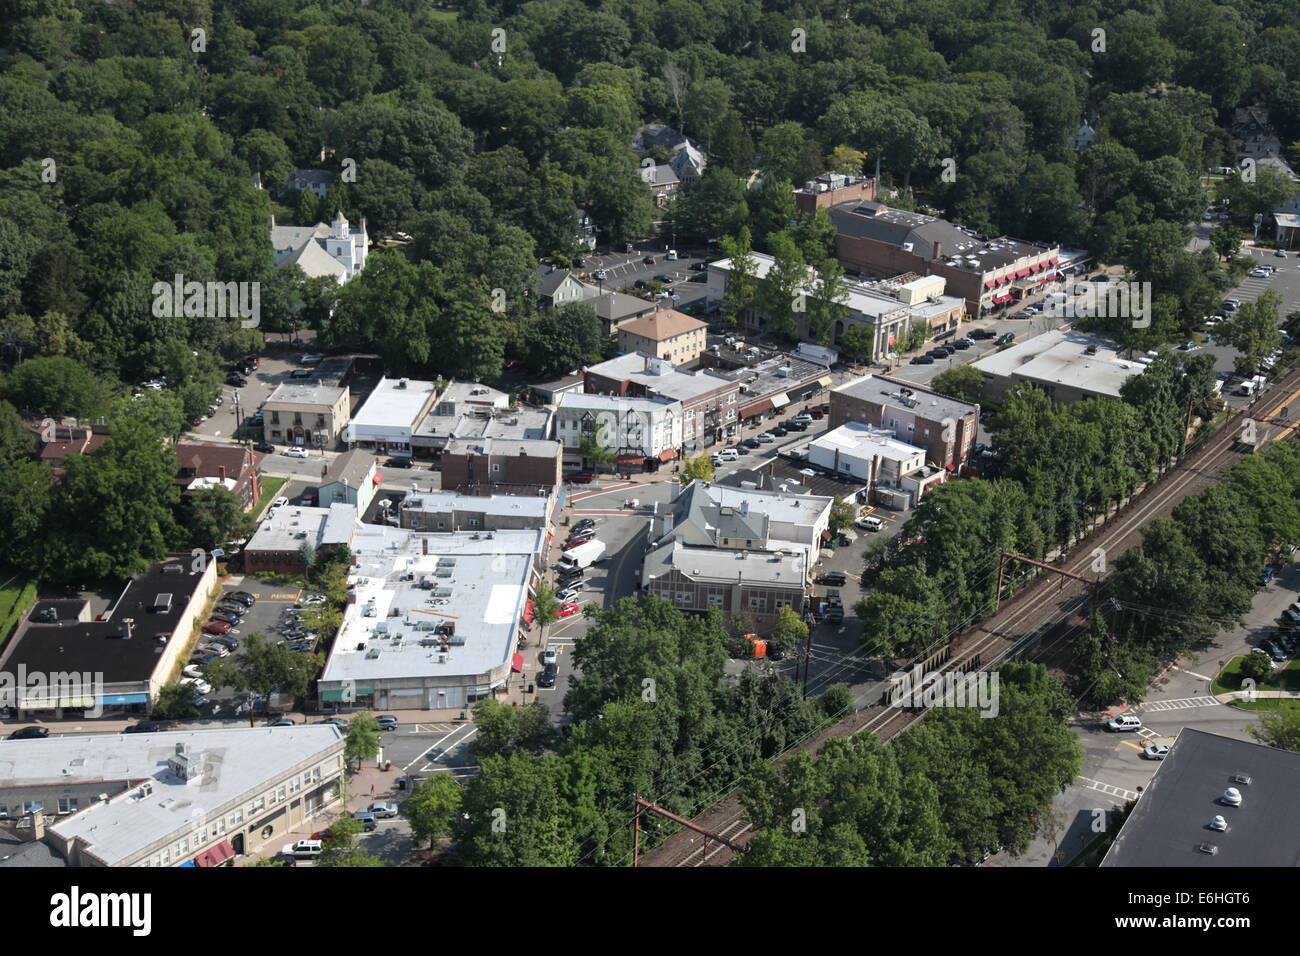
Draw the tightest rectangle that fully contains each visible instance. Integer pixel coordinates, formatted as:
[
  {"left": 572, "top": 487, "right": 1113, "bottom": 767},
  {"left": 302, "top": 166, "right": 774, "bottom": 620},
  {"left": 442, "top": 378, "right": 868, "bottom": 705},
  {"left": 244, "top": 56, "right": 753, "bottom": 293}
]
[
  {"left": 203, "top": 620, "right": 232, "bottom": 635},
  {"left": 242, "top": 355, "right": 260, "bottom": 366},
  {"left": 567, "top": 472, "right": 595, "bottom": 484},
  {"left": 557, "top": 602, "right": 580, "bottom": 618}
]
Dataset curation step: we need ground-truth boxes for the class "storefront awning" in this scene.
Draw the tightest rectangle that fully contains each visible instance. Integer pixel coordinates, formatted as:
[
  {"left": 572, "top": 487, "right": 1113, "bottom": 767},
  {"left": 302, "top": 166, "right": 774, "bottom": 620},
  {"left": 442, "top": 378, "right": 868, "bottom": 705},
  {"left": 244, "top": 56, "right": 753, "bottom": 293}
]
[
  {"left": 322, "top": 687, "right": 373, "bottom": 702},
  {"left": 817, "top": 376, "right": 833, "bottom": 388},
  {"left": 523, "top": 599, "right": 534, "bottom": 625},
  {"left": 658, "top": 448, "right": 677, "bottom": 462},
  {"left": 195, "top": 840, "right": 235, "bottom": 867},
  {"left": 101, "top": 693, "right": 150, "bottom": 706},
  {"left": 614, "top": 454, "right": 642, "bottom": 465},
  {"left": 1029, "top": 262, "right": 1041, "bottom": 272},
  {"left": 740, "top": 398, "right": 774, "bottom": 418},
  {"left": 770, "top": 392, "right": 790, "bottom": 408},
  {"left": 1050, "top": 256, "right": 1060, "bottom": 265},
  {"left": 372, "top": 473, "right": 383, "bottom": 485},
  {"left": 511, "top": 653, "right": 524, "bottom": 673},
  {"left": 1015, "top": 267, "right": 1031, "bottom": 278},
  {"left": 983, "top": 279, "right": 995, "bottom": 289}
]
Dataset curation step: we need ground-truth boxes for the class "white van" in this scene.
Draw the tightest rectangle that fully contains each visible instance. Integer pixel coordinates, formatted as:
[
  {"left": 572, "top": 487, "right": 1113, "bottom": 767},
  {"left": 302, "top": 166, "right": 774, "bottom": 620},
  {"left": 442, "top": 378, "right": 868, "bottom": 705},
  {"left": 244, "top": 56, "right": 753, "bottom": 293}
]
[
  {"left": 666, "top": 249, "right": 678, "bottom": 261},
  {"left": 1237, "top": 380, "right": 1257, "bottom": 397},
  {"left": 282, "top": 839, "right": 323, "bottom": 859}
]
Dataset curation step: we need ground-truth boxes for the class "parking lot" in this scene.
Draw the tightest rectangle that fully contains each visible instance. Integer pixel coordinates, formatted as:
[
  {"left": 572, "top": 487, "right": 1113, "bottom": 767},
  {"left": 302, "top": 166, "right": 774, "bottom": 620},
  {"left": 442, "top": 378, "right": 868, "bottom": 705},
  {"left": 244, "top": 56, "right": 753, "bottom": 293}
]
[{"left": 555, "top": 244, "right": 713, "bottom": 311}]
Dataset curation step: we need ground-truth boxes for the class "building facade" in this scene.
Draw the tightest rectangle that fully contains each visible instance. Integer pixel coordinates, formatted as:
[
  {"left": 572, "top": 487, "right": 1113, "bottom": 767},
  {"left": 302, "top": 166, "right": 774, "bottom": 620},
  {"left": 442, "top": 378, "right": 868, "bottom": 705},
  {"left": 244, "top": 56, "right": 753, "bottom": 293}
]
[
  {"left": 262, "top": 382, "right": 351, "bottom": 449},
  {"left": 616, "top": 309, "right": 708, "bottom": 365},
  {"left": 829, "top": 373, "right": 978, "bottom": 469},
  {"left": 555, "top": 392, "right": 684, "bottom": 468},
  {"left": 440, "top": 438, "right": 563, "bottom": 490}
]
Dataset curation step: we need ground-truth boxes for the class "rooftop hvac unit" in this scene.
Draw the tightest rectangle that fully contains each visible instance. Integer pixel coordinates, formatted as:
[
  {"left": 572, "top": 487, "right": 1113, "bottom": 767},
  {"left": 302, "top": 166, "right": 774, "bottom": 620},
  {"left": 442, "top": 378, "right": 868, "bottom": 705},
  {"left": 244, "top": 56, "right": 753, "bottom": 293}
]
[
  {"left": 432, "top": 586, "right": 452, "bottom": 598},
  {"left": 365, "top": 648, "right": 381, "bottom": 659},
  {"left": 434, "top": 568, "right": 453, "bottom": 578}
]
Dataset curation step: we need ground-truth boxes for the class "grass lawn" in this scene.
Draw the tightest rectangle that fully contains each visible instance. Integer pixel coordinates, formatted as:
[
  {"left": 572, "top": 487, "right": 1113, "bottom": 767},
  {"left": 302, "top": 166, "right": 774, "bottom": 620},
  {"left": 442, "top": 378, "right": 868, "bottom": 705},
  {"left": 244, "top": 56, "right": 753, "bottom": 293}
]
[
  {"left": 0, "top": 572, "right": 38, "bottom": 651},
  {"left": 1214, "top": 656, "right": 1300, "bottom": 711},
  {"left": 255, "top": 475, "right": 287, "bottom": 514}
]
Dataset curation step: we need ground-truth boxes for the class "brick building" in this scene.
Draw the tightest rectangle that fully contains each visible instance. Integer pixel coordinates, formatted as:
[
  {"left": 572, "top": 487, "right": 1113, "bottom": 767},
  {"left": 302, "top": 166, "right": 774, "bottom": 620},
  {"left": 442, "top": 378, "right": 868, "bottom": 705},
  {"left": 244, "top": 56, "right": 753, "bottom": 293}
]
[
  {"left": 173, "top": 442, "right": 263, "bottom": 509},
  {"left": 440, "top": 438, "right": 563, "bottom": 490},
  {"left": 828, "top": 373, "right": 978, "bottom": 470}
]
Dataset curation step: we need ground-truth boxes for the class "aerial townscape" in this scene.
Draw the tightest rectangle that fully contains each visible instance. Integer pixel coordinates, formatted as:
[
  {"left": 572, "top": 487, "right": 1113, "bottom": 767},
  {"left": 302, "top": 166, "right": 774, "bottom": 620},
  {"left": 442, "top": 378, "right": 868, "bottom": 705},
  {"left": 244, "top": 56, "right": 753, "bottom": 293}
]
[{"left": 1, "top": 0, "right": 1300, "bottom": 909}]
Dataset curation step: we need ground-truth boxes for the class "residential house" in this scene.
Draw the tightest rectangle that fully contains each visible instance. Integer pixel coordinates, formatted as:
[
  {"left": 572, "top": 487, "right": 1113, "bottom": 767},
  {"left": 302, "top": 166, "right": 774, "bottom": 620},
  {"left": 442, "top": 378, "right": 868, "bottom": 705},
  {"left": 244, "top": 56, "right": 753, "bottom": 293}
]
[
  {"left": 287, "top": 168, "right": 335, "bottom": 198},
  {"left": 640, "top": 163, "right": 681, "bottom": 206},
  {"left": 590, "top": 291, "right": 659, "bottom": 336},
  {"left": 1068, "top": 121, "right": 1097, "bottom": 151},
  {"left": 317, "top": 449, "right": 380, "bottom": 516},
  {"left": 173, "top": 442, "right": 263, "bottom": 509},
  {"left": 539, "top": 270, "right": 598, "bottom": 309},
  {"left": 28, "top": 420, "right": 108, "bottom": 474},
  {"left": 270, "top": 211, "right": 368, "bottom": 283},
  {"left": 617, "top": 308, "right": 708, "bottom": 365}
]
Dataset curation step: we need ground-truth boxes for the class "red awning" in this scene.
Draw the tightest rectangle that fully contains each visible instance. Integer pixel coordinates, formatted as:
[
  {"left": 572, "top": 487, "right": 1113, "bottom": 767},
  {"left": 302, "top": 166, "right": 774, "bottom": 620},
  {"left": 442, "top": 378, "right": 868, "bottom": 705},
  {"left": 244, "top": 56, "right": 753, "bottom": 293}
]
[
  {"left": 523, "top": 599, "right": 534, "bottom": 625},
  {"left": 1015, "top": 267, "right": 1031, "bottom": 278},
  {"left": 994, "top": 293, "right": 1013, "bottom": 304},
  {"left": 658, "top": 448, "right": 678, "bottom": 462},
  {"left": 511, "top": 653, "right": 524, "bottom": 673},
  {"left": 983, "top": 279, "right": 995, "bottom": 289},
  {"left": 372, "top": 473, "right": 383, "bottom": 485},
  {"left": 196, "top": 840, "right": 236, "bottom": 867},
  {"left": 1029, "top": 263, "right": 1041, "bottom": 272},
  {"left": 1050, "top": 256, "right": 1060, "bottom": 265},
  {"left": 614, "top": 454, "right": 642, "bottom": 465}
]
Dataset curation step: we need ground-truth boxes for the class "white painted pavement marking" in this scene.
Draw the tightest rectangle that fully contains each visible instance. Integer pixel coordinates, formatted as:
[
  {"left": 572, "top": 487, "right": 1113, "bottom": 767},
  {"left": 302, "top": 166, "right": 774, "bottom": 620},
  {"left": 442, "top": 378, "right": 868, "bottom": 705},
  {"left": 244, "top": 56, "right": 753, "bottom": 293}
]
[
  {"left": 1136, "top": 727, "right": 1162, "bottom": 741},
  {"left": 1136, "top": 696, "right": 1222, "bottom": 713},
  {"left": 1170, "top": 665, "right": 1216, "bottom": 682},
  {"left": 402, "top": 723, "right": 478, "bottom": 773},
  {"left": 1078, "top": 776, "right": 1141, "bottom": 802}
]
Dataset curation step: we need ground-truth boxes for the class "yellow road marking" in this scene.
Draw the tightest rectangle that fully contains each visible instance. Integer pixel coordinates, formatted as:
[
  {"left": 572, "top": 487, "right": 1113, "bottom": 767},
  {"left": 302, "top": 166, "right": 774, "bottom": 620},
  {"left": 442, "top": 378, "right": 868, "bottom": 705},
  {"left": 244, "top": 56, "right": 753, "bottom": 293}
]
[
  {"left": 1121, "top": 740, "right": 1144, "bottom": 751},
  {"left": 413, "top": 723, "right": 457, "bottom": 733}
]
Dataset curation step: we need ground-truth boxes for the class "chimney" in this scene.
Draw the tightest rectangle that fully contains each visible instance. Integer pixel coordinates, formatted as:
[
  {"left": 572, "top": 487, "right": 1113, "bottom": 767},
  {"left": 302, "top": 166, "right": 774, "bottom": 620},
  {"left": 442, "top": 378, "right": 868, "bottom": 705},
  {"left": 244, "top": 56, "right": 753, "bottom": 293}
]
[
  {"left": 644, "top": 355, "right": 652, "bottom": 373},
  {"left": 218, "top": 465, "right": 226, "bottom": 481},
  {"left": 740, "top": 500, "right": 749, "bottom": 515},
  {"left": 175, "top": 743, "right": 186, "bottom": 756},
  {"left": 933, "top": 241, "right": 942, "bottom": 260},
  {"left": 422, "top": 538, "right": 428, "bottom": 555}
]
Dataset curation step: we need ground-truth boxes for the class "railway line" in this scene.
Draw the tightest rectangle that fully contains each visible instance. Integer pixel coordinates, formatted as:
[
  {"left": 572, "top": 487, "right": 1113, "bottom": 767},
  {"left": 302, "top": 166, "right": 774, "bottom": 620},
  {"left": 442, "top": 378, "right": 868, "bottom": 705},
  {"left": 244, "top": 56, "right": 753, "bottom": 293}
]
[{"left": 639, "top": 365, "right": 1300, "bottom": 867}]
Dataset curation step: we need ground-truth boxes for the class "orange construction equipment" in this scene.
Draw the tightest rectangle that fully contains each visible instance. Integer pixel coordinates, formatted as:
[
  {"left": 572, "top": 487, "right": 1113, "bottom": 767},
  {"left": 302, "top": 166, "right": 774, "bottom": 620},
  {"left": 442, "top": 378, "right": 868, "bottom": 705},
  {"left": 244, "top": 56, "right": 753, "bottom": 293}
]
[{"left": 747, "top": 634, "right": 767, "bottom": 658}]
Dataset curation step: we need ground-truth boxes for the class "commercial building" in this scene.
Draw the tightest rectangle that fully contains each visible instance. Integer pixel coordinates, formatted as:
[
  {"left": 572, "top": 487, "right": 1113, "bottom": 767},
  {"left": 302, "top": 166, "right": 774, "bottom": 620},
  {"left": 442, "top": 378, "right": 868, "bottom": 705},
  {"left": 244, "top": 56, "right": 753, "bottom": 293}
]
[
  {"left": 554, "top": 393, "right": 683, "bottom": 470},
  {"left": 617, "top": 309, "right": 708, "bottom": 365},
  {"left": 440, "top": 438, "right": 563, "bottom": 490},
  {"left": 794, "top": 172, "right": 877, "bottom": 216},
  {"left": 0, "top": 726, "right": 345, "bottom": 866},
  {"left": 641, "top": 481, "right": 834, "bottom": 627},
  {"left": 412, "top": 382, "right": 553, "bottom": 455},
  {"left": 317, "top": 527, "right": 543, "bottom": 711},
  {"left": 1101, "top": 729, "right": 1300, "bottom": 867},
  {"left": 805, "top": 422, "right": 946, "bottom": 507},
  {"left": 827, "top": 200, "right": 1060, "bottom": 318},
  {"left": 969, "top": 330, "right": 1145, "bottom": 403},
  {"left": 173, "top": 443, "right": 263, "bottom": 509},
  {"left": 829, "top": 374, "right": 979, "bottom": 470},
  {"left": 346, "top": 376, "right": 439, "bottom": 456},
  {"left": 262, "top": 381, "right": 351, "bottom": 450},
  {"left": 727, "top": 354, "right": 833, "bottom": 427},
  {"left": 243, "top": 503, "right": 357, "bottom": 575},
  {"left": 0, "top": 555, "right": 218, "bottom": 719},
  {"left": 317, "top": 449, "right": 380, "bottom": 516},
  {"left": 584, "top": 353, "right": 741, "bottom": 454},
  {"left": 397, "top": 491, "right": 553, "bottom": 533},
  {"left": 704, "top": 253, "right": 964, "bottom": 362}
]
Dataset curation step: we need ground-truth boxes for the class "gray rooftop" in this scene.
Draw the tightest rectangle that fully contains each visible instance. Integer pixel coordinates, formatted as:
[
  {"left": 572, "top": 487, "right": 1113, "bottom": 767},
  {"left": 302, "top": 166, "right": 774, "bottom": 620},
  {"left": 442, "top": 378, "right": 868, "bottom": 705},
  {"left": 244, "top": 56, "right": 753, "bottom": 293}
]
[
  {"left": 323, "top": 448, "right": 378, "bottom": 488},
  {"left": 246, "top": 504, "right": 356, "bottom": 553},
  {"left": 586, "top": 353, "right": 737, "bottom": 403},
  {"left": 557, "top": 392, "right": 680, "bottom": 415},
  {"left": 727, "top": 354, "right": 830, "bottom": 404},
  {"left": 22, "top": 726, "right": 344, "bottom": 867},
  {"left": 265, "top": 382, "right": 346, "bottom": 406},
  {"left": 970, "top": 329, "right": 1144, "bottom": 398},
  {"left": 350, "top": 377, "right": 438, "bottom": 430},
  {"left": 415, "top": 383, "right": 554, "bottom": 443},
  {"left": 834, "top": 373, "right": 979, "bottom": 421},
  {"left": 444, "top": 437, "right": 560, "bottom": 459},
  {"left": 644, "top": 539, "right": 807, "bottom": 587},
  {"left": 400, "top": 492, "right": 549, "bottom": 520},
  {"left": 322, "top": 528, "right": 543, "bottom": 686},
  {"left": 1101, "top": 729, "right": 1300, "bottom": 867},
  {"left": 591, "top": 292, "right": 656, "bottom": 323}
]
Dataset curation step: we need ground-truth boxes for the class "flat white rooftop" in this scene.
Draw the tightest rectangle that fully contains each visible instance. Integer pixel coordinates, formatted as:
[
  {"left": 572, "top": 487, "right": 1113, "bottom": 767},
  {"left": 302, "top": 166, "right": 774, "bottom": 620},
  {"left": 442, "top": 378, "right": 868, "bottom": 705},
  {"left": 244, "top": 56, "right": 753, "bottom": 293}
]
[
  {"left": 350, "top": 376, "right": 437, "bottom": 432},
  {"left": 684, "top": 480, "right": 832, "bottom": 528},
  {"left": 321, "top": 527, "right": 543, "bottom": 686},
  {"left": 971, "top": 329, "right": 1144, "bottom": 398},
  {"left": 24, "top": 726, "right": 343, "bottom": 866},
  {"left": 811, "top": 422, "right": 926, "bottom": 463}
]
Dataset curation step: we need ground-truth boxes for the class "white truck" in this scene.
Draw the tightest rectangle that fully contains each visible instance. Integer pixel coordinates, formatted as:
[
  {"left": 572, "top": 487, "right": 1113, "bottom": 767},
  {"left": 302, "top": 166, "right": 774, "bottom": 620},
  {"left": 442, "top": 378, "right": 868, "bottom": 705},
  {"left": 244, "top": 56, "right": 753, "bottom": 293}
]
[{"left": 559, "top": 539, "right": 606, "bottom": 571}]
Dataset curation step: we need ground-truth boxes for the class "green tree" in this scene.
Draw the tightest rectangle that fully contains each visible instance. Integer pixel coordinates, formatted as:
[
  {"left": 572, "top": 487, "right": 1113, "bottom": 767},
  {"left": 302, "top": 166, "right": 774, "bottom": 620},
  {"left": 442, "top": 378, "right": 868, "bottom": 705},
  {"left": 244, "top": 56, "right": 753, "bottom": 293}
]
[
  {"left": 182, "top": 485, "right": 254, "bottom": 551},
  {"left": 720, "top": 226, "right": 759, "bottom": 324},
  {"left": 317, "top": 814, "right": 383, "bottom": 867},
  {"left": 345, "top": 711, "right": 382, "bottom": 770},
  {"left": 758, "top": 231, "right": 806, "bottom": 341},
  {"left": 1214, "top": 290, "right": 1283, "bottom": 376},
  {"left": 930, "top": 364, "right": 985, "bottom": 403},
  {"left": 837, "top": 324, "right": 874, "bottom": 362},
  {"left": 208, "top": 633, "right": 322, "bottom": 726},
  {"left": 0, "top": 399, "right": 35, "bottom": 465},
  {"left": 1239, "top": 653, "right": 1275, "bottom": 684},
  {"left": 679, "top": 453, "right": 714, "bottom": 485},
  {"left": 532, "top": 579, "right": 561, "bottom": 649},
  {"left": 1208, "top": 224, "right": 1241, "bottom": 261},
  {"left": 828, "top": 500, "right": 855, "bottom": 535},
  {"left": 579, "top": 420, "right": 616, "bottom": 472},
  {"left": 1250, "top": 709, "right": 1300, "bottom": 754},
  {"left": 5, "top": 356, "right": 113, "bottom": 419},
  {"left": 768, "top": 606, "right": 809, "bottom": 658},
  {"left": 153, "top": 682, "right": 203, "bottom": 720},
  {"left": 402, "top": 775, "right": 464, "bottom": 849},
  {"left": 525, "top": 303, "right": 604, "bottom": 378}
]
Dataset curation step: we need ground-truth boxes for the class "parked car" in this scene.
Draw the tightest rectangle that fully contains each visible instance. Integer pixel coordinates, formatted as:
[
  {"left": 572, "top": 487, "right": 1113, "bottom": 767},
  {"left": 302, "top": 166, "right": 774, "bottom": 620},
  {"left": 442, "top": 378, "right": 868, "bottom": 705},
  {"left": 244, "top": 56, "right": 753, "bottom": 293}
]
[
  {"left": 567, "top": 472, "right": 595, "bottom": 484},
  {"left": 772, "top": 425, "right": 789, "bottom": 436},
  {"left": 123, "top": 721, "right": 163, "bottom": 734},
  {"left": 367, "top": 802, "right": 400, "bottom": 819},
  {"left": 209, "top": 635, "right": 240, "bottom": 650},
  {"left": 182, "top": 664, "right": 205, "bottom": 679},
  {"left": 541, "top": 647, "right": 558, "bottom": 666},
  {"left": 376, "top": 715, "right": 399, "bottom": 729},
  {"left": 181, "top": 677, "right": 213, "bottom": 695},
  {"left": 952, "top": 338, "right": 973, "bottom": 350},
  {"left": 856, "top": 515, "right": 884, "bottom": 531},
  {"left": 385, "top": 456, "right": 412, "bottom": 469},
  {"left": 253, "top": 441, "right": 274, "bottom": 453},
  {"left": 1142, "top": 744, "right": 1170, "bottom": 760},
  {"left": 283, "top": 446, "right": 309, "bottom": 458},
  {"left": 783, "top": 419, "right": 808, "bottom": 431},
  {"left": 203, "top": 643, "right": 230, "bottom": 657},
  {"left": 227, "top": 591, "right": 255, "bottom": 605},
  {"left": 557, "top": 602, "right": 580, "bottom": 618},
  {"left": 210, "top": 611, "right": 242, "bottom": 626},
  {"left": 910, "top": 355, "right": 933, "bottom": 365},
  {"left": 318, "top": 717, "right": 349, "bottom": 729},
  {"left": 791, "top": 413, "right": 813, "bottom": 424},
  {"left": 572, "top": 518, "right": 596, "bottom": 532},
  {"left": 643, "top": 256, "right": 657, "bottom": 264},
  {"left": 282, "top": 839, "right": 323, "bottom": 859},
  {"left": 1106, "top": 715, "right": 1143, "bottom": 732},
  {"left": 351, "top": 811, "right": 378, "bottom": 832},
  {"left": 817, "top": 571, "right": 848, "bottom": 586},
  {"left": 538, "top": 663, "right": 558, "bottom": 688},
  {"left": 969, "top": 328, "right": 996, "bottom": 340},
  {"left": 203, "top": 620, "right": 232, "bottom": 635},
  {"left": 1275, "top": 249, "right": 1287, "bottom": 258},
  {"left": 755, "top": 432, "right": 775, "bottom": 443},
  {"left": 996, "top": 332, "right": 1016, "bottom": 345},
  {"left": 7, "top": 726, "right": 50, "bottom": 740}
]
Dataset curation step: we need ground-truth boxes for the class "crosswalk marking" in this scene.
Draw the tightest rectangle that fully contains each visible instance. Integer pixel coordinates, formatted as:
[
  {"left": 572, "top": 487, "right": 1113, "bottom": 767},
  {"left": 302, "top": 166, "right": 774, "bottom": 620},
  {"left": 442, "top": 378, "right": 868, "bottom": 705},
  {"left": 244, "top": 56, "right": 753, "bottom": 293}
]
[
  {"left": 1135, "top": 696, "right": 1221, "bottom": 713},
  {"left": 1136, "top": 727, "right": 1162, "bottom": 740},
  {"left": 412, "top": 722, "right": 459, "bottom": 733},
  {"left": 1078, "top": 776, "right": 1140, "bottom": 802}
]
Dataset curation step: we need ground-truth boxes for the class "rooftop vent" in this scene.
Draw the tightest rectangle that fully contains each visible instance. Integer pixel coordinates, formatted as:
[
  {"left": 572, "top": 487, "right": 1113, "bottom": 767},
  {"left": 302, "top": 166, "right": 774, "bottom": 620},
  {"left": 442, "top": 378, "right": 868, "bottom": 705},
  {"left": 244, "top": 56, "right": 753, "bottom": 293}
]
[
  {"left": 1221, "top": 787, "right": 1243, "bottom": 807},
  {"left": 1209, "top": 815, "right": 1228, "bottom": 831},
  {"left": 1196, "top": 842, "right": 1220, "bottom": 855},
  {"left": 1231, "top": 773, "right": 1252, "bottom": 785}
]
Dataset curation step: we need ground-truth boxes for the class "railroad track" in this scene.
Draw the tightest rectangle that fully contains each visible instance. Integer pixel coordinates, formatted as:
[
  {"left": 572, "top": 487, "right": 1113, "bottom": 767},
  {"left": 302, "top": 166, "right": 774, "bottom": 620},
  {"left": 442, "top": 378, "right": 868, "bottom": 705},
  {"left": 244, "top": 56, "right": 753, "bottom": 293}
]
[{"left": 639, "top": 368, "right": 1300, "bottom": 867}]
